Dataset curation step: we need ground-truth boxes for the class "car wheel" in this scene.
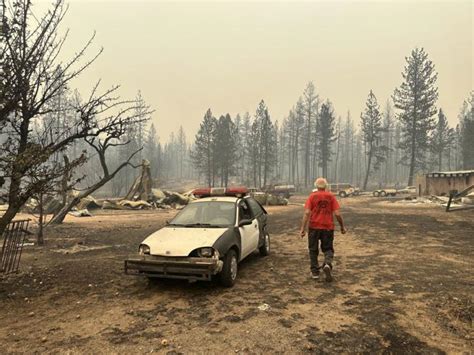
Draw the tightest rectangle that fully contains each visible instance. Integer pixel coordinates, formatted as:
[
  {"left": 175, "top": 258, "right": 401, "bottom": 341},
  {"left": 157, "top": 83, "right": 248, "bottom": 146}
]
[
  {"left": 390, "top": 193, "right": 396, "bottom": 197},
  {"left": 219, "top": 249, "right": 238, "bottom": 287},
  {"left": 380, "top": 190, "right": 387, "bottom": 197},
  {"left": 259, "top": 232, "right": 270, "bottom": 256},
  {"left": 339, "top": 191, "right": 347, "bottom": 198},
  {"left": 373, "top": 191, "right": 380, "bottom": 197}
]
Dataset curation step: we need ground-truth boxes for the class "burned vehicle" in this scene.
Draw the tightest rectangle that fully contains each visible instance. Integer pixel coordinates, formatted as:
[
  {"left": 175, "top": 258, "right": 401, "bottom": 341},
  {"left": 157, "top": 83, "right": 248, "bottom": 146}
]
[
  {"left": 373, "top": 188, "right": 397, "bottom": 197},
  {"left": 124, "top": 187, "right": 270, "bottom": 287},
  {"left": 397, "top": 186, "right": 418, "bottom": 195},
  {"left": 263, "top": 184, "right": 296, "bottom": 198},
  {"left": 328, "top": 183, "right": 360, "bottom": 198}
]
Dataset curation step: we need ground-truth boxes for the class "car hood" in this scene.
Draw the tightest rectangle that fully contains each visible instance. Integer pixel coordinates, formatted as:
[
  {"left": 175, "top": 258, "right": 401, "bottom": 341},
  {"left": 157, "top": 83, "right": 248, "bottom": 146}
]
[{"left": 141, "top": 226, "right": 228, "bottom": 257}]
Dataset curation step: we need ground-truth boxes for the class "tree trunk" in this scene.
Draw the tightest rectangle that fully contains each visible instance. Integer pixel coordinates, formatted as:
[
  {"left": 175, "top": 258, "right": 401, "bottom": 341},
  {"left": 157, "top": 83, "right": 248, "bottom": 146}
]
[
  {"left": 37, "top": 192, "right": 44, "bottom": 246},
  {"left": 363, "top": 150, "right": 373, "bottom": 191}
]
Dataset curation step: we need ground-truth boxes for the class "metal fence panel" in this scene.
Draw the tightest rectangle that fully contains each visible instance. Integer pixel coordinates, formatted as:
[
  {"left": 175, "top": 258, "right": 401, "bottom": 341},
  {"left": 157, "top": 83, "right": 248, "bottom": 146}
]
[{"left": 0, "top": 219, "right": 30, "bottom": 274}]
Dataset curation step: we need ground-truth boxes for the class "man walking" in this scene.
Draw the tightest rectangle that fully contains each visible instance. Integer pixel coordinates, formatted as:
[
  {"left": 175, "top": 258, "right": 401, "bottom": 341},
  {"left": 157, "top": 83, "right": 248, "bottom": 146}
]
[{"left": 300, "top": 177, "right": 346, "bottom": 281}]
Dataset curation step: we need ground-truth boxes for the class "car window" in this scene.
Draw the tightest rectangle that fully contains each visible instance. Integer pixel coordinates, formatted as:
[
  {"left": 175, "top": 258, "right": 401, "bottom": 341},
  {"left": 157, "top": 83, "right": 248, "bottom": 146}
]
[
  {"left": 246, "top": 198, "right": 264, "bottom": 217},
  {"left": 170, "top": 201, "right": 236, "bottom": 227},
  {"left": 238, "top": 200, "right": 252, "bottom": 221}
]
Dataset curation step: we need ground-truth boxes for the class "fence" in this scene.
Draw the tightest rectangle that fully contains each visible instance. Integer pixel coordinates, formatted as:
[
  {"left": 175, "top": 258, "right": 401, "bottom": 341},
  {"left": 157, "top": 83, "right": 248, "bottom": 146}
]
[{"left": 0, "top": 219, "right": 30, "bottom": 274}]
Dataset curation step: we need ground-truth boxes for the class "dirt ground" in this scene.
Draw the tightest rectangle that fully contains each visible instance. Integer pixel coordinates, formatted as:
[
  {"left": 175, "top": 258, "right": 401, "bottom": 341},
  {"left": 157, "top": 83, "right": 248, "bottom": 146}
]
[{"left": 0, "top": 196, "right": 472, "bottom": 354}]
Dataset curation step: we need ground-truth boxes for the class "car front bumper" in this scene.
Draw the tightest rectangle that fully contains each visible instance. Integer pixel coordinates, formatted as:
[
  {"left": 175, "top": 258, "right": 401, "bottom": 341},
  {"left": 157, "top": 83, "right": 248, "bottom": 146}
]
[{"left": 124, "top": 255, "right": 224, "bottom": 281}]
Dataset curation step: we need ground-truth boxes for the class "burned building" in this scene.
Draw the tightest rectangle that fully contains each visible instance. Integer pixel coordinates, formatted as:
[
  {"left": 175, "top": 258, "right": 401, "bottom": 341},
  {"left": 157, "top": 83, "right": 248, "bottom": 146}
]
[{"left": 417, "top": 170, "right": 474, "bottom": 196}]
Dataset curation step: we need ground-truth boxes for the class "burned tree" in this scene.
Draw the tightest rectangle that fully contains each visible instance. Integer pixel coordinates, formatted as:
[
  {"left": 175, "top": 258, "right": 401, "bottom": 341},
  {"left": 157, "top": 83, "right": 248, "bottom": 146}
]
[
  {"left": 49, "top": 98, "right": 151, "bottom": 224},
  {"left": 0, "top": 0, "right": 152, "bottom": 234},
  {"left": 459, "top": 93, "right": 474, "bottom": 169},
  {"left": 317, "top": 101, "right": 336, "bottom": 178},
  {"left": 431, "top": 109, "right": 455, "bottom": 171},
  {"left": 360, "top": 90, "right": 387, "bottom": 190},
  {"left": 191, "top": 109, "right": 218, "bottom": 187}
]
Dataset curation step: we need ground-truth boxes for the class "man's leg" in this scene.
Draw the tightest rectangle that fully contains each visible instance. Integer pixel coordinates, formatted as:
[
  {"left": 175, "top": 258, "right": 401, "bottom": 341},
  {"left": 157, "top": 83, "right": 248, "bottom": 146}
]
[
  {"left": 321, "top": 230, "right": 335, "bottom": 281},
  {"left": 307, "top": 229, "right": 320, "bottom": 276}
]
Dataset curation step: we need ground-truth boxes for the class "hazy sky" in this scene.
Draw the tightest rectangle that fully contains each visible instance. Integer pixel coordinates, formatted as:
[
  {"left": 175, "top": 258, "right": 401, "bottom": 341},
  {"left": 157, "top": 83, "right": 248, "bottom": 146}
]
[{"left": 36, "top": 0, "right": 472, "bottom": 142}]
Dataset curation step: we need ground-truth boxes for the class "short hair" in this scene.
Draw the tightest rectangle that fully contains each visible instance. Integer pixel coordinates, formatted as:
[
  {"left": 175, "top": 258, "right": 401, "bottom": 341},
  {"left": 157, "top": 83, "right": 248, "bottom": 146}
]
[{"left": 314, "top": 177, "right": 328, "bottom": 189}]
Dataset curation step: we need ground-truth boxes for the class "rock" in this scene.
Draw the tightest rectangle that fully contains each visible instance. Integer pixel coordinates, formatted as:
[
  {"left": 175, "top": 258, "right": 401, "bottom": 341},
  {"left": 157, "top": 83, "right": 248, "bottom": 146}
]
[
  {"left": 29, "top": 312, "right": 35, "bottom": 317},
  {"left": 41, "top": 336, "right": 47, "bottom": 343},
  {"left": 161, "top": 339, "right": 169, "bottom": 346}
]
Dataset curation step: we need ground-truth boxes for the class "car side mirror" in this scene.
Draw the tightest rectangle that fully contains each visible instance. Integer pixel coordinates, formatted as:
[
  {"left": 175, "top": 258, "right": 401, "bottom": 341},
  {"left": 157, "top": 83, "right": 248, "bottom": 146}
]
[{"left": 238, "top": 219, "right": 253, "bottom": 227}]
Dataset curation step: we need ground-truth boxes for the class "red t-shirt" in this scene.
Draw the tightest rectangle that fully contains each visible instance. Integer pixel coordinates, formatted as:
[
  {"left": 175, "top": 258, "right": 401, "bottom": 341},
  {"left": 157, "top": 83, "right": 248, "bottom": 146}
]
[{"left": 304, "top": 190, "right": 340, "bottom": 230}]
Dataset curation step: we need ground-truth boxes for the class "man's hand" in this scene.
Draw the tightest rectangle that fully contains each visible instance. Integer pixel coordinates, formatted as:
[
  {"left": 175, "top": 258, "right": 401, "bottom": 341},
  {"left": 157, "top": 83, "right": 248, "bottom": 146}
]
[
  {"left": 300, "top": 229, "right": 306, "bottom": 238},
  {"left": 341, "top": 227, "right": 347, "bottom": 234}
]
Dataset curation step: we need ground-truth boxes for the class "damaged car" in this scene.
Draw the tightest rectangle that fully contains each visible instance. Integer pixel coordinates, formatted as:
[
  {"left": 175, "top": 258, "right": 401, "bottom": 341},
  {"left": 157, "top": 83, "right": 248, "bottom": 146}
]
[{"left": 124, "top": 187, "right": 270, "bottom": 287}]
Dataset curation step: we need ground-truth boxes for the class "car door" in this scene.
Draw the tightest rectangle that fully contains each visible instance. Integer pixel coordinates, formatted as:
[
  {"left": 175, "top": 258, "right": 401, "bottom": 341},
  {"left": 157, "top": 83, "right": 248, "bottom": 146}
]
[
  {"left": 238, "top": 200, "right": 260, "bottom": 259},
  {"left": 246, "top": 197, "right": 267, "bottom": 249}
]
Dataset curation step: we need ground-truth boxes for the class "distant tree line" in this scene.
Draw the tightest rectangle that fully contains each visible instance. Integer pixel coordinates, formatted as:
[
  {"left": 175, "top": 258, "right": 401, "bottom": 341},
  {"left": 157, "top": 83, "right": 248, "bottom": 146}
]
[{"left": 179, "top": 48, "right": 472, "bottom": 189}]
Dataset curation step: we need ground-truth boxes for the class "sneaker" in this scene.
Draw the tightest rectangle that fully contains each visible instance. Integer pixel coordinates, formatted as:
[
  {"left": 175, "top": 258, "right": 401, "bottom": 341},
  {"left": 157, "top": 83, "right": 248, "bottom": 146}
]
[
  {"left": 323, "top": 264, "right": 333, "bottom": 282},
  {"left": 311, "top": 271, "right": 320, "bottom": 279}
]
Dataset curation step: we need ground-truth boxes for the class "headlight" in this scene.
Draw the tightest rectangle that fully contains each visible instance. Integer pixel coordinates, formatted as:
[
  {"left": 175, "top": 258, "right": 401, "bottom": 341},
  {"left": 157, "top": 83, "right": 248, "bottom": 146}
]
[
  {"left": 197, "top": 247, "right": 214, "bottom": 257},
  {"left": 139, "top": 244, "right": 150, "bottom": 255}
]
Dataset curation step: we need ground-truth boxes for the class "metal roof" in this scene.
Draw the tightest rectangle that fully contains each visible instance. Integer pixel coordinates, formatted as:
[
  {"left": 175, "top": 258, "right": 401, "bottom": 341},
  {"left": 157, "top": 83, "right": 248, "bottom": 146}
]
[{"left": 426, "top": 170, "right": 474, "bottom": 177}]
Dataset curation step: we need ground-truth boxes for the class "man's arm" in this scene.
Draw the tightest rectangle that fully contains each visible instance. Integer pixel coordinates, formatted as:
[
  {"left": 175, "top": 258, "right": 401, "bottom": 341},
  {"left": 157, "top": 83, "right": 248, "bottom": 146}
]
[
  {"left": 300, "top": 208, "right": 311, "bottom": 237},
  {"left": 334, "top": 210, "right": 347, "bottom": 234}
]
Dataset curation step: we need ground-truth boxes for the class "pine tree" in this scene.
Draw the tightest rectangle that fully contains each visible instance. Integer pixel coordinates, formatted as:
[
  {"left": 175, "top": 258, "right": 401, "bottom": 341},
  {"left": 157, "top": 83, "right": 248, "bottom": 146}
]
[
  {"left": 460, "top": 92, "right": 474, "bottom": 169},
  {"left": 360, "top": 90, "right": 387, "bottom": 190},
  {"left": 253, "top": 100, "right": 277, "bottom": 187},
  {"left": 302, "top": 82, "right": 319, "bottom": 186},
  {"left": 431, "top": 109, "right": 454, "bottom": 171},
  {"left": 382, "top": 101, "right": 395, "bottom": 185},
  {"left": 177, "top": 126, "right": 187, "bottom": 179},
  {"left": 215, "top": 114, "right": 237, "bottom": 187},
  {"left": 317, "top": 101, "right": 336, "bottom": 178},
  {"left": 393, "top": 47, "right": 439, "bottom": 185},
  {"left": 191, "top": 109, "right": 217, "bottom": 187},
  {"left": 241, "top": 112, "right": 252, "bottom": 185},
  {"left": 144, "top": 123, "right": 160, "bottom": 177}
]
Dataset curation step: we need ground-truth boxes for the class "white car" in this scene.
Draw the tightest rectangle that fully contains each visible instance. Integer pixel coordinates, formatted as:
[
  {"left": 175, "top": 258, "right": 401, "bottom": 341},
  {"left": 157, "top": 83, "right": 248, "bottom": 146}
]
[{"left": 125, "top": 187, "right": 270, "bottom": 287}]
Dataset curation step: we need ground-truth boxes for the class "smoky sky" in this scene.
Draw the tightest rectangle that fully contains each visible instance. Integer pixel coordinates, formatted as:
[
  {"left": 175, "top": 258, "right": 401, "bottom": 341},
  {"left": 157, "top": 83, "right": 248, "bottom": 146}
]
[{"left": 35, "top": 0, "right": 472, "bottom": 142}]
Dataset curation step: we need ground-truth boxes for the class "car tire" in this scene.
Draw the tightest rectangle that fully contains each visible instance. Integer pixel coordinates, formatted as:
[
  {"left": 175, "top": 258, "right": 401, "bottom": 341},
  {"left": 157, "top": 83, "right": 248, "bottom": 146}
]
[
  {"left": 390, "top": 193, "right": 396, "bottom": 197},
  {"left": 380, "top": 190, "right": 387, "bottom": 197},
  {"left": 339, "top": 191, "right": 347, "bottom": 198},
  {"left": 259, "top": 232, "right": 270, "bottom": 256},
  {"left": 373, "top": 191, "right": 380, "bottom": 197},
  {"left": 219, "top": 249, "right": 238, "bottom": 287}
]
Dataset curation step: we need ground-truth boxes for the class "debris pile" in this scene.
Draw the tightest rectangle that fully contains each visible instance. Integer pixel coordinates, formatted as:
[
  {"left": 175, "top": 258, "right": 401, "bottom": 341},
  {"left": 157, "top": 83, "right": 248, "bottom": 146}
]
[
  {"left": 251, "top": 192, "right": 288, "bottom": 206},
  {"left": 394, "top": 194, "right": 474, "bottom": 209}
]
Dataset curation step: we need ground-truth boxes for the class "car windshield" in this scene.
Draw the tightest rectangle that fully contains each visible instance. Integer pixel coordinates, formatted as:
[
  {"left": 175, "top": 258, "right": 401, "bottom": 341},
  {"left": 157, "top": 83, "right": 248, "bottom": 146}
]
[{"left": 169, "top": 201, "right": 236, "bottom": 227}]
